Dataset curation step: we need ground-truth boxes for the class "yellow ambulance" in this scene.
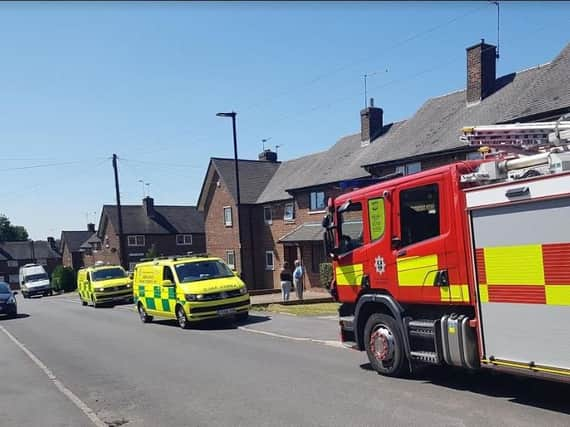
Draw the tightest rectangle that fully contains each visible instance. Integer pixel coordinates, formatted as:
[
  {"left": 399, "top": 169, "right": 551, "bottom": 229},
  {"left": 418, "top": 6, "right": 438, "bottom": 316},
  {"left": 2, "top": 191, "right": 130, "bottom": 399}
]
[
  {"left": 77, "top": 263, "right": 133, "bottom": 307},
  {"left": 133, "top": 255, "right": 250, "bottom": 328}
]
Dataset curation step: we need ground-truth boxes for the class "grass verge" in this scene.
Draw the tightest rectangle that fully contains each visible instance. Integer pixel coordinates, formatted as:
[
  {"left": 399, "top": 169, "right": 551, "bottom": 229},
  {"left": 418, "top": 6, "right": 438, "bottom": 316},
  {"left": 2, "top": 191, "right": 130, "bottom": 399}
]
[{"left": 251, "top": 302, "right": 339, "bottom": 316}]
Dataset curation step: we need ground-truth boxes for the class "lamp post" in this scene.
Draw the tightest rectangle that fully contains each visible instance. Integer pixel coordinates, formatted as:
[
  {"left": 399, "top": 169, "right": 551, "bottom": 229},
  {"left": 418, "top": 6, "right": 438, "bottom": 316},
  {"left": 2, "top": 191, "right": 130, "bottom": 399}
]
[{"left": 216, "top": 111, "right": 244, "bottom": 279}]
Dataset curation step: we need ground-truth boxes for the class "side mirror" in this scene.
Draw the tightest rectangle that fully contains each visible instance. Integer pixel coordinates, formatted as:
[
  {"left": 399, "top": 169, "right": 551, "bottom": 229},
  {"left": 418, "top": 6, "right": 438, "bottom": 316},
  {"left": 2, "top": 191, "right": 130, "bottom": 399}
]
[
  {"left": 162, "top": 280, "right": 175, "bottom": 287},
  {"left": 391, "top": 237, "right": 402, "bottom": 250}
]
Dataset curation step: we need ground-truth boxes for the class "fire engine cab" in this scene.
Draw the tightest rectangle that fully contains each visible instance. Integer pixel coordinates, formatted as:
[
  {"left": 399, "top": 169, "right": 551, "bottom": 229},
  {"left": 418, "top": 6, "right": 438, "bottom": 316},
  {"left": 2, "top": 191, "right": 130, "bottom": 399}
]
[{"left": 323, "top": 118, "right": 570, "bottom": 380}]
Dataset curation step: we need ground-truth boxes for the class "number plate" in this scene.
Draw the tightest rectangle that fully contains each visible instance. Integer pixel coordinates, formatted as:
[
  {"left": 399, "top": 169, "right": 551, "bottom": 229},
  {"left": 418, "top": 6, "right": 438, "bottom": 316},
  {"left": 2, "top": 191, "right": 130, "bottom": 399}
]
[{"left": 217, "top": 308, "right": 236, "bottom": 316}]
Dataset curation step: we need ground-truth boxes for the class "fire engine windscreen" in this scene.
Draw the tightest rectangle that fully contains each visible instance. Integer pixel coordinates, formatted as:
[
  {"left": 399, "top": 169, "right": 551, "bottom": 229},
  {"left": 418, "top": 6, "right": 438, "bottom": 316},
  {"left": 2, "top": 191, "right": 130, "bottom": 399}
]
[
  {"left": 399, "top": 184, "right": 440, "bottom": 247},
  {"left": 339, "top": 202, "right": 364, "bottom": 254}
]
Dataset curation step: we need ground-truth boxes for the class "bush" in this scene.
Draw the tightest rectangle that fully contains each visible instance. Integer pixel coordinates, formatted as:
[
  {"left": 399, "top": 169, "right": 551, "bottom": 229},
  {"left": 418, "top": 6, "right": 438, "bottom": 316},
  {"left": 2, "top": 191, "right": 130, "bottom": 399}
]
[
  {"left": 319, "top": 262, "right": 333, "bottom": 288},
  {"left": 51, "top": 266, "right": 76, "bottom": 293}
]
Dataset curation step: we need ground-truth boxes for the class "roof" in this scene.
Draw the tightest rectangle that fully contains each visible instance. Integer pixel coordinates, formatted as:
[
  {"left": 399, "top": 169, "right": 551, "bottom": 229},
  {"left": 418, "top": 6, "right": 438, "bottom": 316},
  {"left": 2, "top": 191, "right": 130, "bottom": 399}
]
[
  {"left": 79, "top": 233, "right": 101, "bottom": 250},
  {"left": 279, "top": 222, "right": 323, "bottom": 243},
  {"left": 0, "top": 241, "right": 61, "bottom": 261},
  {"left": 60, "top": 230, "right": 94, "bottom": 253},
  {"left": 102, "top": 204, "right": 204, "bottom": 235}
]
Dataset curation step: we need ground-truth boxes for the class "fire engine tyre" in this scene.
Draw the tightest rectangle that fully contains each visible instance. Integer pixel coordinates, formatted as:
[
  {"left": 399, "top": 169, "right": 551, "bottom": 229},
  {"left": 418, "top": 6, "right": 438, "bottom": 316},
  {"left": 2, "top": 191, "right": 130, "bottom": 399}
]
[
  {"left": 137, "top": 302, "right": 153, "bottom": 323},
  {"left": 176, "top": 305, "right": 190, "bottom": 329},
  {"left": 364, "top": 313, "right": 408, "bottom": 377}
]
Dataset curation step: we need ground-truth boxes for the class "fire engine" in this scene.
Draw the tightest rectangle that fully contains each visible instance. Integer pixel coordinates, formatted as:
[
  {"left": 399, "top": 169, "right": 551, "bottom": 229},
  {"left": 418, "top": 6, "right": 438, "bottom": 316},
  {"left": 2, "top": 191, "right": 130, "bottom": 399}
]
[{"left": 323, "top": 118, "right": 570, "bottom": 380}]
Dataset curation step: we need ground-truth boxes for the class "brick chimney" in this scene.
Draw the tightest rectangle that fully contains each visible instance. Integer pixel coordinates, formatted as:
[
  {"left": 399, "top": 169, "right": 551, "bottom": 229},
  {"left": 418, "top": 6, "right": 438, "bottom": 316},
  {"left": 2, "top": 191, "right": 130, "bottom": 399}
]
[
  {"left": 47, "top": 237, "right": 57, "bottom": 251},
  {"left": 143, "top": 196, "right": 155, "bottom": 217},
  {"left": 466, "top": 39, "right": 497, "bottom": 104},
  {"left": 360, "top": 98, "right": 383, "bottom": 146},
  {"left": 258, "top": 149, "right": 278, "bottom": 162},
  {"left": 87, "top": 223, "right": 95, "bottom": 233}
]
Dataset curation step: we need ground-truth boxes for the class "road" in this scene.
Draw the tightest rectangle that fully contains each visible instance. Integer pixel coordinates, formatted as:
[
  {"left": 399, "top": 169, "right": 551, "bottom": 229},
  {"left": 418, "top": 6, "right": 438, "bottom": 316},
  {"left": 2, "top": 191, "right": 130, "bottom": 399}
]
[{"left": 1, "top": 295, "right": 569, "bottom": 427}]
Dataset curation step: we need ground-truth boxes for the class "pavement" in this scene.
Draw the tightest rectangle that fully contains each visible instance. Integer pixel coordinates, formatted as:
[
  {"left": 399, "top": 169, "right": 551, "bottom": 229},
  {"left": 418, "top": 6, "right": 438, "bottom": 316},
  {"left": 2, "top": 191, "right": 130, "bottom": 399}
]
[
  {"left": 0, "top": 294, "right": 569, "bottom": 427},
  {"left": 250, "top": 289, "right": 332, "bottom": 305}
]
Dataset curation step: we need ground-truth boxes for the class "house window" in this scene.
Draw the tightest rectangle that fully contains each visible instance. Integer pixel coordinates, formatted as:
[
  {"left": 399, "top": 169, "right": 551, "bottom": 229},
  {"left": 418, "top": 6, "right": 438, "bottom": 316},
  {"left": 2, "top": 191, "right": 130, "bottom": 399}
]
[
  {"left": 176, "top": 234, "right": 193, "bottom": 245},
  {"left": 264, "top": 206, "right": 272, "bottom": 224},
  {"left": 400, "top": 184, "right": 440, "bottom": 247},
  {"left": 310, "top": 191, "right": 326, "bottom": 211},
  {"left": 127, "top": 235, "right": 145, "bottom": 246},
  {"left": 7, "top": 260, "right": 18, "bottom": 268},
  {"left": 284, "top": 202, "right": 294, "bottom": 221},
  {"left": 265, "top": 251, "right": 275, "bottom": 271},
  {"left": 224, "top": 207, "right": 233, "bottom": 227},
  {"left": 226, "top": 250, "right": 236, "bottom": 269},
  {"left": 396, "top": 162, "right": 422, "bottom": 176}
]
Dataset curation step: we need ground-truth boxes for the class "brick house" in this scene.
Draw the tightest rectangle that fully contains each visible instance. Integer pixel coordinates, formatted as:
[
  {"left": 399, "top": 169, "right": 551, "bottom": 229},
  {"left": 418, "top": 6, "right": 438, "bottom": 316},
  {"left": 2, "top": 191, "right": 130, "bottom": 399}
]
[
  {"left": 0, "top": 239, "right": 61, "bottom": 288},
  {"left": 87, "top": 197, "right": 205, "bottom": 271},
  {"left": 60, "top": 224, "right": 96, "bottom": 271},
  {"left": 198, "top": 40, "right": 570, "bottom": 291}
]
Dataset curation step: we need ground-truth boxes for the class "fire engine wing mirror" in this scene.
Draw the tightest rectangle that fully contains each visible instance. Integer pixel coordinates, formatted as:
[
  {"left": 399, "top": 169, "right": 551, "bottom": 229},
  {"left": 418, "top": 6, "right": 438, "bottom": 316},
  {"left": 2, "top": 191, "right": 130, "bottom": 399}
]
[
  {"left": 391, "top": 236, "right": 402, "bottom": 250},
  {"left": 338, "top": 200, "right": 352, "bottom": 214},
  {"left": 322, "top": 215, "right": 331, "bottom": 229}
]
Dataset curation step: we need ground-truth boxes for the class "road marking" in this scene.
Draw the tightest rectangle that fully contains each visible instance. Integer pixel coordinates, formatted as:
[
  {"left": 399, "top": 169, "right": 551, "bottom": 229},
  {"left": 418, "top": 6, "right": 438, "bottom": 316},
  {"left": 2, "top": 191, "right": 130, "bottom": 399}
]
[
  {"left": 238, "top": 325, "right": 344, "bottom": 348},
  {"left": 0, "top": 326, "right": 107, "bottom": 427}
]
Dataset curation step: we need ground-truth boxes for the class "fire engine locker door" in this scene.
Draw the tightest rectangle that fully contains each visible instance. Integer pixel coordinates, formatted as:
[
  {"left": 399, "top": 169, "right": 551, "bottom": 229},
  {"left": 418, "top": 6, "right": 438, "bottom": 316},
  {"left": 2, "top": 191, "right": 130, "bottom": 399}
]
[
  {"left": 394, "top": 177, "right": 451, "bottom": 304},
  {"left": 471, "top": 195, "right": 570, "bottom": 371},
  {"left": 335, "top": 200, "right": 368, "bottom": 301}
]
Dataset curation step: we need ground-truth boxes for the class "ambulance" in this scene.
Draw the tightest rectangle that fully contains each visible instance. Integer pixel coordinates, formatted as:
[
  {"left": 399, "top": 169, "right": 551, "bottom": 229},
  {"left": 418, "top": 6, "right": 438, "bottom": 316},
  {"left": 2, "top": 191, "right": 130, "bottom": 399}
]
[
  {"left": 77, "top": 263, "right": 133, "bottom": 307},
  {"left": 133, "top": 255, "right": 250, "bottom": 328}
]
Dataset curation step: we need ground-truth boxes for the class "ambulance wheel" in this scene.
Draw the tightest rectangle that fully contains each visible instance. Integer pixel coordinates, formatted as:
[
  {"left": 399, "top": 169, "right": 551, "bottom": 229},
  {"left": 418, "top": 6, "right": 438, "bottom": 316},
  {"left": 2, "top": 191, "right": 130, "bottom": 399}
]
[
  {"left": 138, "top": 302, "right": 153, "bottom": 323},
  {"left": 364, "top": 313, "right": 408, "bottom": 377},
  {"left": 91, "top": 295, "right": 98, "bottom": 308},
  {"left": 176, "top": 305, "right": 190, "bottom": 329}
]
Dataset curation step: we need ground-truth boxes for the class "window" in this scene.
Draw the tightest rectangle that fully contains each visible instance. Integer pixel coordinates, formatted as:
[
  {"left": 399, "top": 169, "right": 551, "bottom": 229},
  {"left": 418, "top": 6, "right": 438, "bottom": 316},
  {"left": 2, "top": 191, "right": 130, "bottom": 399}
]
[
  {"left": 163, "top": 266, "right": 175, "bottom": 283},
  {"left": 174, "top": 260, "right": 234, "bottom": 283},
  {"left": 224, "top": 207, "right": 233, "bottom": 226},
  {"left": 127, "top": 235, "right": 145, "bottom": 246},
  {"left": 310, "top": 191, "right": 326, "bottom": 211},
  {"left": 226, "top": 250, "right": 236, "bottom": 269},
  {"left": 92, "top": 267, "right": 127, "bottom": 281},
  {"left": 264, "top": 206, "right": 272, "bottom": 224},
  {"left": 400, "top": 184, "right": 440, "bottom": 247},
  {"left": 265, "top": 251, "right": 275, "bottom": 270},
  {"left": 176, "top": 234, "right": 193, "bottom": 245},
  {"left": 396, "top": 162, "right": 422, "bottom": 176},
  {"left": 339, "top": 202, "right": 364, "bottom": 254},
  {"left": 7, "top": 260, "right": 18, "bottom": 268},
  {"left": 283, "top": 202, "right": 294, "bottom": 221},
  {"left": 368, "top": 198, "right": 386, "bottom": 241}
]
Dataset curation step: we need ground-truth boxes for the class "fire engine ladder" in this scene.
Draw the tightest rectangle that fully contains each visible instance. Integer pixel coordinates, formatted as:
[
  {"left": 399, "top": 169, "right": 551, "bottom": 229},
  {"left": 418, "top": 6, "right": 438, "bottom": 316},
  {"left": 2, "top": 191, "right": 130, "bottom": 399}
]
[{"left": 460, "top": 120, "right": 570, "bottom": 152}]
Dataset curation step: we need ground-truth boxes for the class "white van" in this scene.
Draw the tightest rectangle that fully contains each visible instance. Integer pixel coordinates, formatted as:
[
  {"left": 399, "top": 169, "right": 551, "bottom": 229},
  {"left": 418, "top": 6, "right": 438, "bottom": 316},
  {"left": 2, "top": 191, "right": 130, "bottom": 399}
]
[{"left": 19, "top": 264, "right": 52, "bottom": 298}]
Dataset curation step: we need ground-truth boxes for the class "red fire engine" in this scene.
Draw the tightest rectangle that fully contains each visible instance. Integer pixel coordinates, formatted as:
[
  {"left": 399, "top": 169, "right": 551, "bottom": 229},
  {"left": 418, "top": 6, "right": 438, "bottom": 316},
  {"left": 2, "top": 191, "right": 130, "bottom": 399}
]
[{"left": 323, "top": 119, "right": 570, "bottom": 380}]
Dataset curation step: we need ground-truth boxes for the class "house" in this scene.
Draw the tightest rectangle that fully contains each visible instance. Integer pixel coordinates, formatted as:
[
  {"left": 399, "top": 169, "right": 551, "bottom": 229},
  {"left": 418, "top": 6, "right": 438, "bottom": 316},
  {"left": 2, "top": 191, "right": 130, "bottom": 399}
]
[
  {"left": 0, "top": 239, "right": 61, "bottom": 288},
  {"left": 60, "top": 224, "right": 97, "bottom": 271},
  {"left": 88, "top": 197, "right": 206, "bottom": 271},
  {"left": 198, "top": 40, "right": 570, "bottom": 291}
]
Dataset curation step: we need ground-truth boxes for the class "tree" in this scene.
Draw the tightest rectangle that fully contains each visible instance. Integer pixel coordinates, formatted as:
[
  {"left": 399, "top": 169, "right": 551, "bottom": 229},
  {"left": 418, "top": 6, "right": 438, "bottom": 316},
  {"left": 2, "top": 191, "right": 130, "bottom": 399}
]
[
  {"left": 51, "top": 266, "right": 76, "bottom": 293},
  {"left": 0, "top": 214, "right": 29, "bottom": 241}
]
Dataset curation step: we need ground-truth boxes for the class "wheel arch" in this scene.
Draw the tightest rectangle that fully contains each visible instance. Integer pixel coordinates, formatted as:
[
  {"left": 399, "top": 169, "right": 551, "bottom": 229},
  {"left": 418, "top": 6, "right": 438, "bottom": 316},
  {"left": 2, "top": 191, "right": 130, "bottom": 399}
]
[{"left": 354, "top": 292, "right": 410, "bottom": 358}]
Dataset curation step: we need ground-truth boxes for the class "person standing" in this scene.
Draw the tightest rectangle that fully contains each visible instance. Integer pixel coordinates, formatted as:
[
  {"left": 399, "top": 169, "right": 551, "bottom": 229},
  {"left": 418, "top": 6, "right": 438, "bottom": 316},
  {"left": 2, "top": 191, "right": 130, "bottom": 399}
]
[
  {"left": 280, "top": 262, "right": 293, "bottom": 302},
  {"left": 293, "top": 259, "right": 305, "bottom": 300}
]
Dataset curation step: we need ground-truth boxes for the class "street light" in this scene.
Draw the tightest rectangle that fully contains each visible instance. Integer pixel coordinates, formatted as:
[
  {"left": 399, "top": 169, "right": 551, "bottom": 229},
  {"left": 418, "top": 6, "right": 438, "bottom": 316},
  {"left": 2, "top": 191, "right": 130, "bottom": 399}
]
[{"left": 216, "top": 111, "right": 244, "bottom": 279}]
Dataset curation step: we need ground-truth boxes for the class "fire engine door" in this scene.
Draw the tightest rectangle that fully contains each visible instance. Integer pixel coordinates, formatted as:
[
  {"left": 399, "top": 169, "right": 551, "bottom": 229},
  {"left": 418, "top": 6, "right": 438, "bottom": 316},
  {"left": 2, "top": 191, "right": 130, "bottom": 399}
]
[
  {"left": 394, "top": 176, "right": 458, "bottom": 304},
  {"left": 335, "top": 199, "right": 368, "bottom": 300}
]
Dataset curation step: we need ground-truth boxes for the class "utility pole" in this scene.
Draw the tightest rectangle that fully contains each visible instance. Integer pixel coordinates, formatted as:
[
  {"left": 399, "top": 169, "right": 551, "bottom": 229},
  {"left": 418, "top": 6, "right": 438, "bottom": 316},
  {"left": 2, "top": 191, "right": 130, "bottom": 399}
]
[{"left": 112, "top": 154, "right": 127, "bottom": 270}]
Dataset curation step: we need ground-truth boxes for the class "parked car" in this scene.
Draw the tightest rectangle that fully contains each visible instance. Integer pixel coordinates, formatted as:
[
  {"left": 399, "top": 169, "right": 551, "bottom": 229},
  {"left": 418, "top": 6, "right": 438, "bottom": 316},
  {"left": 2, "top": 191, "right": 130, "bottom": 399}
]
[
  {"left": 0, "top": 282, "right": 18, "bottom": 318},
  {"left": 19, "top": 264, "right": 52, "bottom": 298}
]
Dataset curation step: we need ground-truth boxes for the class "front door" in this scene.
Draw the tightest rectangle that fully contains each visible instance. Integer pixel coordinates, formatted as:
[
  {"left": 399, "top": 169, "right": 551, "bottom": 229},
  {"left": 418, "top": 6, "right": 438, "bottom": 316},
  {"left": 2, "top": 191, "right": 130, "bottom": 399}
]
[{"left": 284, "top": 245, "right": 297, "bottom": 269}]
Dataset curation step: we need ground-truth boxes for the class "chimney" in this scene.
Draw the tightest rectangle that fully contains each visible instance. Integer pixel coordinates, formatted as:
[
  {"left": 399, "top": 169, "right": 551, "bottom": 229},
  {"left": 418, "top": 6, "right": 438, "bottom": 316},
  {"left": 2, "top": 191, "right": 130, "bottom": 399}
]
[
  {"left": 258, "top": 149, "right": 278, "bottom": 162},
  {"left": 47, "top": 237, "right": 57, "bottom": 251},
  {"left": 360, "top": 98, "right": 383, "bottom": 146},
  {"left": 143, "top": 196, "right": 155, "bottom": 217},
  {"left": 466, "top": 39, "right": 497, "bottom": 104},
  {"left": 87, "top": 223, "right": 95, "bottom": 233}
]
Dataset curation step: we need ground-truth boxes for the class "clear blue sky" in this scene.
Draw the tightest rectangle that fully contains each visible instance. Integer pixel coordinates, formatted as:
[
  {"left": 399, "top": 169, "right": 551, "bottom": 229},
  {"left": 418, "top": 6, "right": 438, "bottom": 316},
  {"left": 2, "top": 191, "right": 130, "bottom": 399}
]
[{"left": 0, "top": 1, "right": 568, "bottom": 239}]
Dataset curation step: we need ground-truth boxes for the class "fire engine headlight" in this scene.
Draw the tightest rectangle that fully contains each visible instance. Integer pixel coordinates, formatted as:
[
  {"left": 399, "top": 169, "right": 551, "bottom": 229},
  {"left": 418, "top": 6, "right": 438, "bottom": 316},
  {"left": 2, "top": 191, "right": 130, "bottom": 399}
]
[{"left": 239, "top": 286, "right": 247, "bottom": 295}]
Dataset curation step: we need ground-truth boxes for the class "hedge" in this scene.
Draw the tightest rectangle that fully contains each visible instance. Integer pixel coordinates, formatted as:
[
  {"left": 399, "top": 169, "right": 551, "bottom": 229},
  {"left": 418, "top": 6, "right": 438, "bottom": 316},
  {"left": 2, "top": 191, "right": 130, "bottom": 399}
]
[
  {"left": 51, "top": 266, "right": 76, "bottom": 292},
  {"left": 319, "top": 262, "right": 333, "bottom": 288}
]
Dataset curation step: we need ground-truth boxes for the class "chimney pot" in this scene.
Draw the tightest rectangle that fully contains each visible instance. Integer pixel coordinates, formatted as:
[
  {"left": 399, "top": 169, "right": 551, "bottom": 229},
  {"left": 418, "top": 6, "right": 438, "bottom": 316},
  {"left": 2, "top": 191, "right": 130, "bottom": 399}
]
[
  {"left": 87, "top": 223, "right": 95, "bottom": 233},
  {"left": 370, "top": 97, "right": 374, "bottom": 107},
  {"left": 258, "top": 149, "right": 278, "bottom": 162}
]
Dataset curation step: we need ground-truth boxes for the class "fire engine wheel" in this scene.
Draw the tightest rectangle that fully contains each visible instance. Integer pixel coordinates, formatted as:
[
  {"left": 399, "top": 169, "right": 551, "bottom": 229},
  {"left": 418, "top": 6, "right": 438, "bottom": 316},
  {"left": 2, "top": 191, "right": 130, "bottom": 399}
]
[{"left": 364, "top": 313, "right": 408, "bottom": 377}]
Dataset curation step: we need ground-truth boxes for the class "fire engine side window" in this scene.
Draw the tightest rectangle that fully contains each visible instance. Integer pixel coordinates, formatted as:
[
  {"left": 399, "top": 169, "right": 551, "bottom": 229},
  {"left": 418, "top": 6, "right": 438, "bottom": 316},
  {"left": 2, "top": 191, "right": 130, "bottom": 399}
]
[
  {"left": 368, "top": 198, "right": 385, "bottom": 241},
  {"left": 399, "top": 184, "right": 439, "bottom": 247},
  {"left": 339, "top": 202, "right": 363, "bottom": 253}
]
